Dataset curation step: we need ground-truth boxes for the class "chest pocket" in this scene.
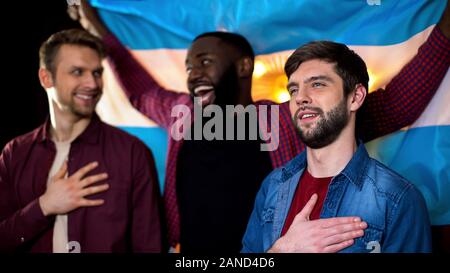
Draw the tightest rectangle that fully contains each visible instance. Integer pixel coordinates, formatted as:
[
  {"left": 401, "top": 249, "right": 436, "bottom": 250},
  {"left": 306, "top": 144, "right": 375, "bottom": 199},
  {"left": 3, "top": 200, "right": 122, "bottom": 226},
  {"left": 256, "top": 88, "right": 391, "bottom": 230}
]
[
  {"left": 353, "top": 223, "right": 384, "bottom": 253},
  {"left": 261, "top": 207, "right": 274, "bottom": 224}
]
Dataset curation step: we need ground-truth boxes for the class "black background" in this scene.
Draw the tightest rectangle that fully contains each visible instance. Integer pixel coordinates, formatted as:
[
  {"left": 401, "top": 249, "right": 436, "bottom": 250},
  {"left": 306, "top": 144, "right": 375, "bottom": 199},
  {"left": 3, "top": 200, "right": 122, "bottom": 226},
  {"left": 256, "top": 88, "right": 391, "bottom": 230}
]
[
  {"left": 0, "top": 0, "right": 448, "bottom": 256},
  {"left": 0, "top": 1, "right": 79, "bottom": 150}
]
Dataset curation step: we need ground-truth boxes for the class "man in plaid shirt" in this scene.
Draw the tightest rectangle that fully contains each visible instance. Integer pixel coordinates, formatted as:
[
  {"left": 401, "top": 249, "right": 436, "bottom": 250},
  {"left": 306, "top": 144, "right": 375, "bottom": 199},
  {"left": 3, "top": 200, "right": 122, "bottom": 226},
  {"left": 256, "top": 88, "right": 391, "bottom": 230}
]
[{"left": 77, "top": 1, "right": 450, "bottom": 252}]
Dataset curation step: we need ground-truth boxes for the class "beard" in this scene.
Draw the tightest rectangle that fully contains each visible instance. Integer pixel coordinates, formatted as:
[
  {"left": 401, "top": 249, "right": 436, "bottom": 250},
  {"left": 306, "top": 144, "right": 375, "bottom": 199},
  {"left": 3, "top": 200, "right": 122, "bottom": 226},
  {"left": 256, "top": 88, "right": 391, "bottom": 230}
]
[
  {"left": 69, "top": 102, "right": 96, "bottom": 118},
  {"left": 68, "top": 88, "right": 102, "bottom": 118},
  {"left": 293, "top": 98, "right": 350, "bottom": 149},
  {"left": 213, "top": 65, "right": 241, "bottom": 107}
]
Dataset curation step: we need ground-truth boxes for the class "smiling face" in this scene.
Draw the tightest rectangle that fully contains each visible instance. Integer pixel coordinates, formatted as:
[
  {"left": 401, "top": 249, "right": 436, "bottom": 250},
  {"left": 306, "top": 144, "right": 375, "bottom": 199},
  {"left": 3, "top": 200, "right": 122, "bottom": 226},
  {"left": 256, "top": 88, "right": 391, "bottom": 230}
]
[
  {"left": 42, "top": 44, "right": 103, "bottom": 118},
  {"left": 186, "top": 36, "right": 241, "bottom": 107},
  {"left": 288, "top": 59, "right": 351, "bottom": 149}
]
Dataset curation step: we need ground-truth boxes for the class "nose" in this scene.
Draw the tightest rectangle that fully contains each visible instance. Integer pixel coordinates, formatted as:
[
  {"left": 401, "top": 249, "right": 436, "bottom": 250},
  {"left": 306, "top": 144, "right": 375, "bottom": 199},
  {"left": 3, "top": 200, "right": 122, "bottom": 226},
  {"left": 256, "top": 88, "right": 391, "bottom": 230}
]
[
  {"left": 83, "top": 73, "right": 101, "bottom": 90},
  {"left": 188, "top": 66, "right": 203, "bottom": 83},
  {"left": 293, "top": 87, "right": 312, "bottom": 106}
]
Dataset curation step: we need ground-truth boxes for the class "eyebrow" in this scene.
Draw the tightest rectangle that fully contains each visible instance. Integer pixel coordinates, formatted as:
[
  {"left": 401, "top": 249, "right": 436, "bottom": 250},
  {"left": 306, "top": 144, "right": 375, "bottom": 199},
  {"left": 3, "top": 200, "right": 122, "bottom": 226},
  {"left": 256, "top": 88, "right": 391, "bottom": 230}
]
[
  {"left": 287, "top": 75, "right": 335, "bottom": 91},
  {"left": 195, "top": 52, "right": 210, "bottom": 58},
  {"left": 286, "top": 82, "right": 298, "bottom": 90},
  {"left": 69, "top": 66, "right": 103, "bottom": 72},
  {"left": 303, "top": 75, "right": 334, "bottom": 84},
  {"left": 185, "top": 52, "right": 211, "bottom": 65}
]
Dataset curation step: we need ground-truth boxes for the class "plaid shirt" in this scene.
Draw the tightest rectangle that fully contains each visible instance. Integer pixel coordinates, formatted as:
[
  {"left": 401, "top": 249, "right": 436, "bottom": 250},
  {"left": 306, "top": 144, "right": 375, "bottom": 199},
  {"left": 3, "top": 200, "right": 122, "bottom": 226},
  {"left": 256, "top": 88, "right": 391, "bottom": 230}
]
[{"left": 104, "top": 27, "right": 450, "bottom": 247}]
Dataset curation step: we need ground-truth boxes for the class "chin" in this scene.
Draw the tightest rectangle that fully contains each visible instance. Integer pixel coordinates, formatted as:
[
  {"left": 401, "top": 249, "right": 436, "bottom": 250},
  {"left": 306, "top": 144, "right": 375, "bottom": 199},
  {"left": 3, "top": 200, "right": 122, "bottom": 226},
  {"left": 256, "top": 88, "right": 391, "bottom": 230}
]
[
  {"left": 298, "top": 122, "right": 314, "bottom": 131},
  {"left": 73, "top": 108, "right": 96, "bottom": 118}
]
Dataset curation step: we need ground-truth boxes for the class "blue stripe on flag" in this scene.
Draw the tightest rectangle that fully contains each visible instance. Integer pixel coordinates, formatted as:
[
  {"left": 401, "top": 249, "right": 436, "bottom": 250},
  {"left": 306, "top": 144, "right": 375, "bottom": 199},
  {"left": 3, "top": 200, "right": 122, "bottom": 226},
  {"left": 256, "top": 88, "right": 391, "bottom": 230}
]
[
  {"left": 91, "top": 0, "right": 446, "bottom": 53},
  {"left": 118, "top": 126, "right": 168, "bottom": 192}
]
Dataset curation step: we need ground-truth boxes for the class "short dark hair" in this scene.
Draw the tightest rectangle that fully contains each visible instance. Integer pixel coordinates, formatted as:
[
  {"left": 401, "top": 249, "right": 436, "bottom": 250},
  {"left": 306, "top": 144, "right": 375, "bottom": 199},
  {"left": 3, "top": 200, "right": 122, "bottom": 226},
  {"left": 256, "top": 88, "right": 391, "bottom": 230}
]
[
  {"left": 194, "top": 31, "right": 255, "bottom": 61},
  {"left": 284, "top": 41, "right": 369, "bottom": 97},
  {"left": 39, "top": 29, "right": 105, "bottom": 75}
]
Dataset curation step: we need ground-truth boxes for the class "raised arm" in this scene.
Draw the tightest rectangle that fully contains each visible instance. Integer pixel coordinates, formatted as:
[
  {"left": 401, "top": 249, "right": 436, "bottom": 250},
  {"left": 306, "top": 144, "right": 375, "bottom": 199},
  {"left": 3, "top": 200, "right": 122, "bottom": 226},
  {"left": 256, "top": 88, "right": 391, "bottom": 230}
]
[
  {"left": 77, "top": 0, "right": 191, "bottom": 129},
  {"left": 360, "top": 1, "right": 450, "bottom": 142}
]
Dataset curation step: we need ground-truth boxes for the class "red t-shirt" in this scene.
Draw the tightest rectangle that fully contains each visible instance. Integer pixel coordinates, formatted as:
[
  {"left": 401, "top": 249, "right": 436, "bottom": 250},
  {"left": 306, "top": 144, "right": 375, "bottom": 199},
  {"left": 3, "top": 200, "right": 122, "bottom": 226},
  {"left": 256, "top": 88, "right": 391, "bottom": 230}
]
[{"left": 281, "top": 170, "right": 332, "bottom": 236}]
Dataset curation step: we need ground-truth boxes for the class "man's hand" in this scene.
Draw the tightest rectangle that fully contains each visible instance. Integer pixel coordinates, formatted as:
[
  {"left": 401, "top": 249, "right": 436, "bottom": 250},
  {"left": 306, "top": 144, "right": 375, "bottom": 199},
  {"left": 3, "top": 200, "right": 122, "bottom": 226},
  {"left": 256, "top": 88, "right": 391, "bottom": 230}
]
[
  {"left": 69, "top": 0, "right": 110, "bottom": 38},
  {"left": 39, "top": 161, "right": 109, "bottom": 216},
  {"left": 268, "top": 194, "right": 367, "bottom": 253},
  {"left": 438, "top": 0, "right": 450, "bottom": 39}
]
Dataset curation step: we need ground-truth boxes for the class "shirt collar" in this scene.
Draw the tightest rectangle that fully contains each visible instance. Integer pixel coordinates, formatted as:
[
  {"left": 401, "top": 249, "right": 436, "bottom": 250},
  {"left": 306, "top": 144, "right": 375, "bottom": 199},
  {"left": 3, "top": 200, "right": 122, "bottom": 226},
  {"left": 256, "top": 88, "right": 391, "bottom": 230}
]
[
  {"left": 37, "top": 113, "right": 101, "bottom": 145},
  {"left": 338, "top": 141, "right": 370, "bottom": 188},
  {"left": 281, "top": 140, "right": 370, "bottom": 188},
  {"left": 281, "top": 151, "right": 306, "bottom": 182}
]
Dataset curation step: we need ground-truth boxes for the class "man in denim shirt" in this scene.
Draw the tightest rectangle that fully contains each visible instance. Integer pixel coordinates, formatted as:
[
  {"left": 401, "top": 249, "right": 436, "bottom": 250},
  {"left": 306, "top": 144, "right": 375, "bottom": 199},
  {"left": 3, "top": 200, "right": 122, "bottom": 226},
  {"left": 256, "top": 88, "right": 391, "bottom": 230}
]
[{"left": 242, "top": 41, "right": 431, "bottom": 253}]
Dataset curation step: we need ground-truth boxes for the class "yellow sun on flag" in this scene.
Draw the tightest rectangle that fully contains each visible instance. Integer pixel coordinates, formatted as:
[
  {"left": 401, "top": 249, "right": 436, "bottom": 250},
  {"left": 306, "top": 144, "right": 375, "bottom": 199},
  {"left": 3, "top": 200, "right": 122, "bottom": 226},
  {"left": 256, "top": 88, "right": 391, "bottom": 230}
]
[
  {"left": 367, "top": 69, "right": 379, "bottom": 93},
  {"left": 253, "top": 61, "right": 268, "bottom": 78},
  {"left": 251, "top": 52, "right": 291, "bottom": 102}
]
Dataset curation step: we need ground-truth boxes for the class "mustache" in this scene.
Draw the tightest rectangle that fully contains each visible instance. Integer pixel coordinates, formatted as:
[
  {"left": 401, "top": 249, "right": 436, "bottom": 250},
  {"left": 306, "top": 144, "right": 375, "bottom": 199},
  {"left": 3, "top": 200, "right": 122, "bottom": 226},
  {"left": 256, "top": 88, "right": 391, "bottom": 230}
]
[
  {"left": 75, "top": 87, "right": 102, "bottom": 94},
  {"left": 294, "top": 106, "right": 324, "bottom": 119}
]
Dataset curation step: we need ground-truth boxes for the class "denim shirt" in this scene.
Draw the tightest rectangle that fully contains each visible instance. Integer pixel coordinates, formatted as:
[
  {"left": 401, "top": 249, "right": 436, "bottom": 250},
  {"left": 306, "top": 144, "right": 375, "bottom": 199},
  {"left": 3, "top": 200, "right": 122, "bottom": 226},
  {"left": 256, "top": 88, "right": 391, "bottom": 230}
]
[{"left": 241, "top": 143, "right": 431, "bottom": 253}]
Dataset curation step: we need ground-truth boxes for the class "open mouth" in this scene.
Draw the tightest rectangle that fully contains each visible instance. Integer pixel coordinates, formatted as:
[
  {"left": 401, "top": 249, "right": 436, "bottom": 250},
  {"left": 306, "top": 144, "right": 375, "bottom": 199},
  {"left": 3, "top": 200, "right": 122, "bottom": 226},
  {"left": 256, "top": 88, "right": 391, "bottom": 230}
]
[
  {"left": 193, "top": 85, "right": 215, "bottom": 106},
  {"left": 73, "top": 92, "right": 99, "bottom": 104},
  {"left": 298, "top": 111, "right": 320, "bottom": 122}
]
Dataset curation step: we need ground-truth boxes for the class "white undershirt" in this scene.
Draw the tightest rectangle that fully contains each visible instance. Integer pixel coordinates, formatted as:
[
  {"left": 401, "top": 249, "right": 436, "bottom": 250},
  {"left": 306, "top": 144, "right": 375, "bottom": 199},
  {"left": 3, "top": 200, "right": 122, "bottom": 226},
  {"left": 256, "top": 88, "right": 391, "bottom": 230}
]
[{"left": 47, "top": 141, "right": 71, "bottom": 253}]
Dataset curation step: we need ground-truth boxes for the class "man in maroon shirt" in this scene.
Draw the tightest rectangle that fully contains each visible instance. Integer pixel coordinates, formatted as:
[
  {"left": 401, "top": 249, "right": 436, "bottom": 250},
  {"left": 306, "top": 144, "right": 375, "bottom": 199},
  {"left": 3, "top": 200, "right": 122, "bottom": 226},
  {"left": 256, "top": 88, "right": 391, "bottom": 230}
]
[
  {"left": 0, "top": 29, "right": 163, "bottom": 252},
  {"left": 77, "top": 0, "right": 450, "bottom": 252}
]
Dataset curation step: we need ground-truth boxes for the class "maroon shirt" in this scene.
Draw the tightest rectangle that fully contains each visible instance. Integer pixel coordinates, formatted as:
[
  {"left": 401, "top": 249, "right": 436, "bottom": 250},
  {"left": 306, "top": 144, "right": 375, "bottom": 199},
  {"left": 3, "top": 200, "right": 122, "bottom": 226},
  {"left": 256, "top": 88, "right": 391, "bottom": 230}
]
[
  {"left": 281, "top": 170, "right": 332, "bottom": 236},
  {"left": 0, "top": 115, "right": 163, "bottom": 252}
]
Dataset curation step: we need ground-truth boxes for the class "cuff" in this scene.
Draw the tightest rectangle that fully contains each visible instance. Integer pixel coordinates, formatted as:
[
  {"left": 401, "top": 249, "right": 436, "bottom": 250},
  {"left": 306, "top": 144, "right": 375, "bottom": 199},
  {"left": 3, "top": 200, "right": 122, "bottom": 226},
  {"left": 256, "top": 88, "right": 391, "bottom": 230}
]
[{"left": 17, "top": 199, "right": 54, "bottom": 245}]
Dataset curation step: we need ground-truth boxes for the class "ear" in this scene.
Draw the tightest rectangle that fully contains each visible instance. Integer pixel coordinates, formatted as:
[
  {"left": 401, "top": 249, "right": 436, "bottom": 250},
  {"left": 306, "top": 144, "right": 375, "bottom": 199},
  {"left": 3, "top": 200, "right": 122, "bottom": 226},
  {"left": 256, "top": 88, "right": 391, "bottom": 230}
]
[
  {"left": 349, "top": 84, "right": 367, "bottom": 112},
  {"left": 236, "top": 57, "right": 254, "bottom": 78},
  {"left": 38, "top": 68, "right": 54, "bottom": 90}
]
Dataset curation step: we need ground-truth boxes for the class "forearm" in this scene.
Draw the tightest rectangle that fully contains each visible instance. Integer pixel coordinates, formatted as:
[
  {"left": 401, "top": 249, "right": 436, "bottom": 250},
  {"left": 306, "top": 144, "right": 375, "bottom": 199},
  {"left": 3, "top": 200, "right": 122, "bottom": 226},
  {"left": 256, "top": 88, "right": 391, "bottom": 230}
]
[
  {"left": 0, "top": 199, "right": 54, "bottom": 251},
  {"left": 103, "top": 34, "right": 190, "bottom": 129},
  {"left": 361, "top": 26, "right": 450, "bottom": 142}
]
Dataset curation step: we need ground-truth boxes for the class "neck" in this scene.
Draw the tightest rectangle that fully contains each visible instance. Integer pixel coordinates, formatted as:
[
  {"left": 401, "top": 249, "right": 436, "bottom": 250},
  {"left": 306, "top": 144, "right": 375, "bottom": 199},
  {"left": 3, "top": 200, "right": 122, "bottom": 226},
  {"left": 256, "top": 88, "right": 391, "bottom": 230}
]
[
  {"left": 306, "top": 121, "right": 357, "bottom": 178},
  {"left": 48, "top": 100, "right": 91, "bottom": 142}
]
